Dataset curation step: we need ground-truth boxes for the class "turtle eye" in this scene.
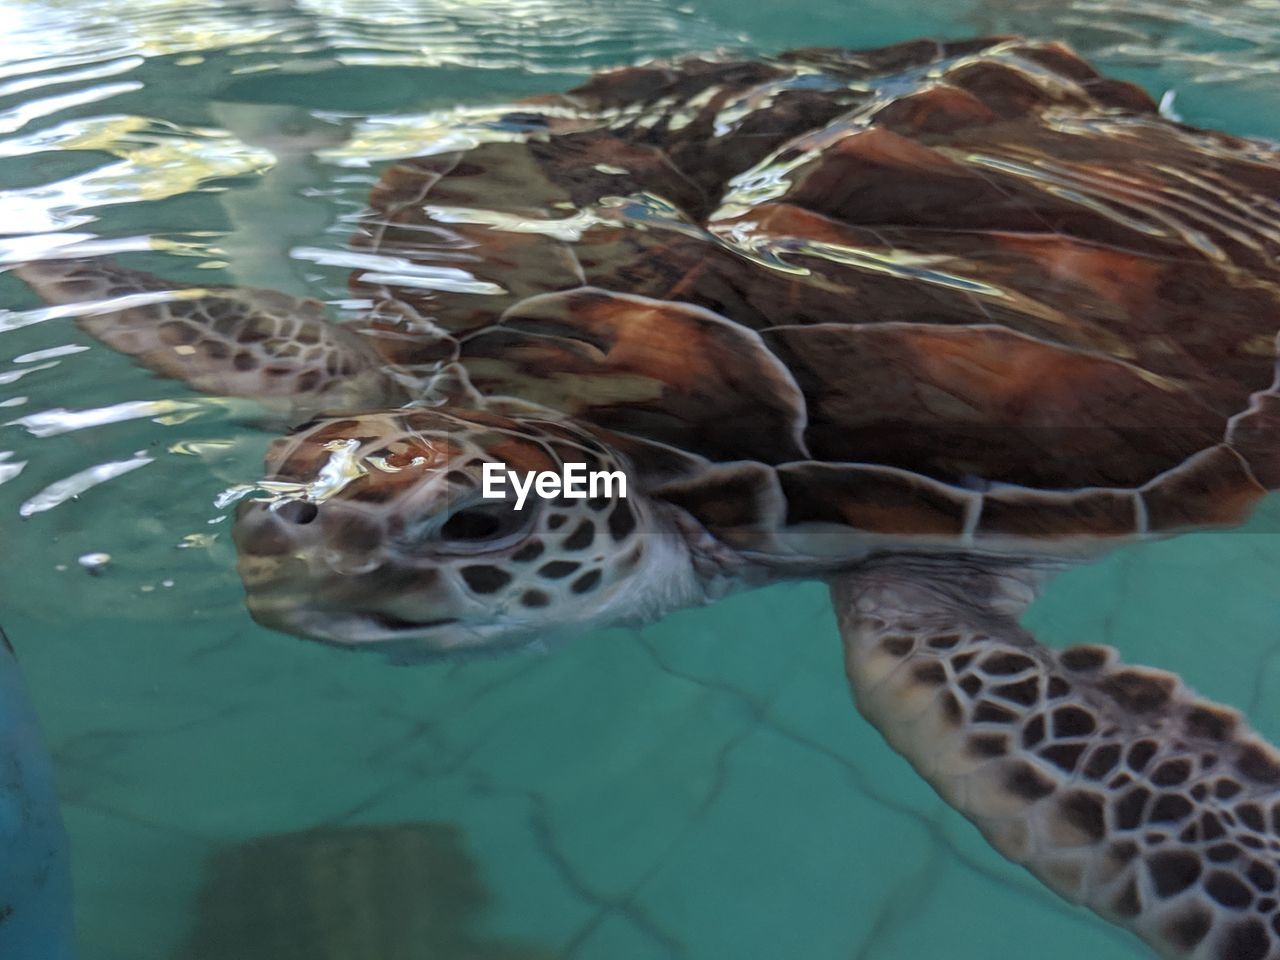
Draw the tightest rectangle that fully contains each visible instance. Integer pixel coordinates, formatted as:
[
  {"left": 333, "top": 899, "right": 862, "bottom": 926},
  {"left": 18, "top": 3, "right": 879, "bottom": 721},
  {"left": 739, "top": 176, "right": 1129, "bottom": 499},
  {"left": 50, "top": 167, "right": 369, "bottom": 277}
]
[
  {"left": 442, "top": 506, "right": 507, "bottom": 541},
  {"left": 434, "top": 499, "right": 532, "bottom": 551}
]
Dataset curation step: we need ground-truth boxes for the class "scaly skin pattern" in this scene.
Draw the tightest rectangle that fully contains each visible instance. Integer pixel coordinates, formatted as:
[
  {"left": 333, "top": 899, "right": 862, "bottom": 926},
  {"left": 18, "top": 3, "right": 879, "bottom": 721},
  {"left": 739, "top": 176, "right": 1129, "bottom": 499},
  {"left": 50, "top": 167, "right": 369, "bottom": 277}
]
[
  {"left": 836, "top": 560, "right": 1280, "bottom": 960},
  {"left": 14, "top": 259, "right": 405, "bottom": 418},
  {"left": 233, "top": 407, "right": 701, "bottom": 656}
]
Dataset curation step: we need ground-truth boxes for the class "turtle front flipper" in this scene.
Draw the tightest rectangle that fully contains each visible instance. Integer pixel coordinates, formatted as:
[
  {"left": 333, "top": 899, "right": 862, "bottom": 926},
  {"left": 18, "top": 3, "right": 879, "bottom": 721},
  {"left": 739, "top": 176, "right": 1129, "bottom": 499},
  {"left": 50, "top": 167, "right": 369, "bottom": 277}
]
[
  {"left": 15, "top": 258, "right": 406, "bottom": 416},
  {"left": 833, "top": 559, "right": 1280, "bottom": 960}
]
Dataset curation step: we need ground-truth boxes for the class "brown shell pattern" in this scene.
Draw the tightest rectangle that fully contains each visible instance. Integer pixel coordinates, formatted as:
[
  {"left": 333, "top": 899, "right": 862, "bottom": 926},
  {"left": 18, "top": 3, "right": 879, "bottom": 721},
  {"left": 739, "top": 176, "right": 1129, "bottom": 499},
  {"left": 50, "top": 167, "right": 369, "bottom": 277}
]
[{"left": 348, "top": 36, "right": 1280, "bottom": 553}]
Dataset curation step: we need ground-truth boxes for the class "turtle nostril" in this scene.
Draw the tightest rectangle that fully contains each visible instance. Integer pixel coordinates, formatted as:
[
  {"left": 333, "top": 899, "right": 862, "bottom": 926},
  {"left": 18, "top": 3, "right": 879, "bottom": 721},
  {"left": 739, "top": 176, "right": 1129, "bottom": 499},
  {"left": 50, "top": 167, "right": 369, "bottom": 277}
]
[{"left": 277, "top": 500, "right": 319, "bottom": 525}]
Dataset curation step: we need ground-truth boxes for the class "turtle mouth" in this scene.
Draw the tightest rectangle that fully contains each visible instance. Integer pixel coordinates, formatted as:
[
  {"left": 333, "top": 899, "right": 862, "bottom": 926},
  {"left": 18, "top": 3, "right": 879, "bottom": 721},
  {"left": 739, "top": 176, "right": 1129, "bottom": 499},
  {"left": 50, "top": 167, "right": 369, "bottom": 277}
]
[
  {"left": 246, "top": 600, "right": 542, "bottom": 660},
  {"left": 363, "top": 612, "right": 459, "bottom": 633},
  {"left": 251, "top": 604, "right": 461, "bottom": 644}
]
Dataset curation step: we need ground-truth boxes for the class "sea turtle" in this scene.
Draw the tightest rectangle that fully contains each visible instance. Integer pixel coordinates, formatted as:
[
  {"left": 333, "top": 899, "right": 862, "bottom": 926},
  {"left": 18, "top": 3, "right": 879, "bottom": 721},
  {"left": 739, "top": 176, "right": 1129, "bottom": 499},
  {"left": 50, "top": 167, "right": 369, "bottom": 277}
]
[{"left": 16, "top": 33, "right": 1280, "bottom": 960}]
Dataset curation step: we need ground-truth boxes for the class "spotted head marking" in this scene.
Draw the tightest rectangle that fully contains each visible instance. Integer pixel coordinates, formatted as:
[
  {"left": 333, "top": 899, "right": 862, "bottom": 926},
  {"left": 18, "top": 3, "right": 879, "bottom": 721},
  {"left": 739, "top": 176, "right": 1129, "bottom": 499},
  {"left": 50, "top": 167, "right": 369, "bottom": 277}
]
[{"left": 234, "top": 407, "right": 699, "bottom": 657}]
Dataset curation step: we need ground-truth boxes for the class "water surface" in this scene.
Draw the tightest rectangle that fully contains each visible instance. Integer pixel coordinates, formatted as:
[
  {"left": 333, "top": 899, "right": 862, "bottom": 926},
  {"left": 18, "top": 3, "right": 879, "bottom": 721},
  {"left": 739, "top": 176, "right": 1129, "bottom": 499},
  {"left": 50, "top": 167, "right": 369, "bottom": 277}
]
[{"left": 2, "top": 1, "right": 1280, "bottom": 958}]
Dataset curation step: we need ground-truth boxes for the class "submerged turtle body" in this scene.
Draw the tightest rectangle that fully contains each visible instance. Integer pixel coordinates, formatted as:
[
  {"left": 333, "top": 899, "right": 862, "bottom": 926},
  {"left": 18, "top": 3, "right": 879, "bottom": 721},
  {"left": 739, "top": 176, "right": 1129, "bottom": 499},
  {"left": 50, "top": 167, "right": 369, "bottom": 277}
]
[
  {"left": 118, "top": 35, "right": 1280, "bottom": 566},
  {"left": 26, "top": 36, "right": 1280, "bottom": 575},
  {"left": 20, "top": 36, "right": 1280, "bottom": 960},
  {"left": 340, "top": 34, "right": 1280, "bottom": 563}
]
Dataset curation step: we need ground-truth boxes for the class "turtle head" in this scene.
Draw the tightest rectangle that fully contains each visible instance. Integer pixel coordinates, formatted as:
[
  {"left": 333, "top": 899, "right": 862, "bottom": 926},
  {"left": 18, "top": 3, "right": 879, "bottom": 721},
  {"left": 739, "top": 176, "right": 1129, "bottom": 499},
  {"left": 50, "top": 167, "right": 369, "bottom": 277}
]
[{"left": 234, "top": 408, "right": 698, "bottom": 658}]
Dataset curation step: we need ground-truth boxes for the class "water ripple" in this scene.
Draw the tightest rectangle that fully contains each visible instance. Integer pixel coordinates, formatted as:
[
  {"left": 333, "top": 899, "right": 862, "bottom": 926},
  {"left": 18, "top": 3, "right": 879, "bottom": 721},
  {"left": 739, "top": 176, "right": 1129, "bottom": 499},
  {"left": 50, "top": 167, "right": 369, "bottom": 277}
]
[
  {"left": 18, "top": 452, "right": 154, "bottom": 516},
  {"left": 973, "top": 0, "right": 1280, "bottom": 89},
  {"left": 0, "top": 55, "right": 143, "bottom": 100},
  {"left": 7, "top": 399, "right": 212, "bottom": 439},
  {"left": 3, "top": 0, "right": 738, "bottom": 78}
]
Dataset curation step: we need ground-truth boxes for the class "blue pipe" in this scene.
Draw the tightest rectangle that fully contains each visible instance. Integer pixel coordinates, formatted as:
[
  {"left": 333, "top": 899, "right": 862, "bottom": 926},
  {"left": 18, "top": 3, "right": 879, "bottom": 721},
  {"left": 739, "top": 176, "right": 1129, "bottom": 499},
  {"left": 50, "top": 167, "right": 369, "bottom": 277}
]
[{"left": 0, "top": 627, "right": 75, "bottom": 960}]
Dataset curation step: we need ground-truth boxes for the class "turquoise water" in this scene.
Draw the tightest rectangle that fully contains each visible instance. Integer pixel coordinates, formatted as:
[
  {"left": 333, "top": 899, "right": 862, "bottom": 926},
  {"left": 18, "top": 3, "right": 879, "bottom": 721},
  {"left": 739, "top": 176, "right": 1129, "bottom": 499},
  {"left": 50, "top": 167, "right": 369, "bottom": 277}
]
[{"left": 2, "top": 1, "right": 1280, "bottom": 958}]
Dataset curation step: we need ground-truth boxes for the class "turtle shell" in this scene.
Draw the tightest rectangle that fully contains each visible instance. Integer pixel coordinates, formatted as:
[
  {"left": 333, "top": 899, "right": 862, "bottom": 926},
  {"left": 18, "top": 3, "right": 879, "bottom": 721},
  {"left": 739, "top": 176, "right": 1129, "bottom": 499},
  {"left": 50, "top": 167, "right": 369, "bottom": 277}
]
[{"left": 347, "top": 36, "right": 1280, "bottom": 556}]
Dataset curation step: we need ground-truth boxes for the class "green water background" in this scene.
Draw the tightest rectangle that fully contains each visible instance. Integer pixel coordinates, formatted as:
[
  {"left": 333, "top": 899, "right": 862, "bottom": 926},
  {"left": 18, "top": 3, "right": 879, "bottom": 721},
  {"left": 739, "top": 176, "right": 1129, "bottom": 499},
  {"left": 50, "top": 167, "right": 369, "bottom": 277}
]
[{"left": 1, "top": 0, "right": 1280, "bottom": 957}]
